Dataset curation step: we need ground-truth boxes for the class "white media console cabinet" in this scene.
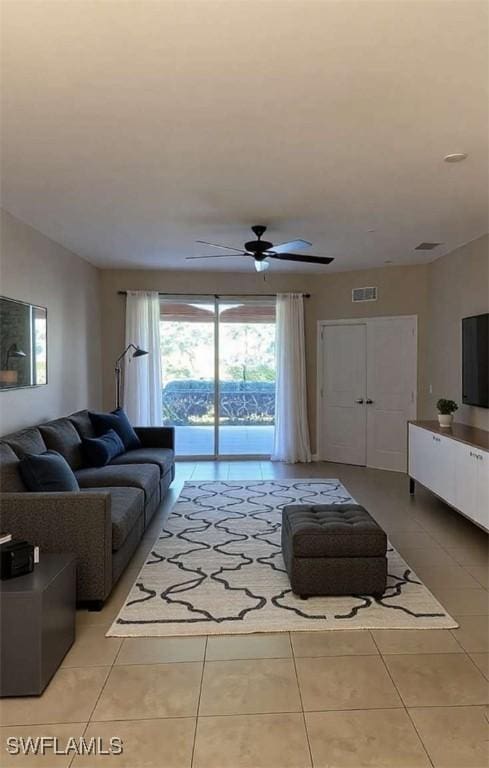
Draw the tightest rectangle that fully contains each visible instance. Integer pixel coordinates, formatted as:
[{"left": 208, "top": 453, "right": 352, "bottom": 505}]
[{"left": 408, "top": 420, "right": 489, "bottom": 532}]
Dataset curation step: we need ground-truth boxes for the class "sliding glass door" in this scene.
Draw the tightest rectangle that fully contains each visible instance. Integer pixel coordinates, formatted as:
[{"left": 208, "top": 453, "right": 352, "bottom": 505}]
[{"left": 160, "top": 296, "right": 276, "bottom": 458}]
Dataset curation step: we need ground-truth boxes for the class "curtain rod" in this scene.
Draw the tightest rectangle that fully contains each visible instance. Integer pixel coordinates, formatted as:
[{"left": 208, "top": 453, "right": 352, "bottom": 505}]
[{"left": 117, "top": 291, "right": 311, "bottom": 298}]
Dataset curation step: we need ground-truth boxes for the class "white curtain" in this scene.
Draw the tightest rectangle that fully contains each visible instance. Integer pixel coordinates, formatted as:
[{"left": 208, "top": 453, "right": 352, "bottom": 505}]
[
  {"left": 123, "top": 291, "right": 162, "bottom": 426},
  {"left": 271, "top": 293, "right": 312, "bottom": 463}
]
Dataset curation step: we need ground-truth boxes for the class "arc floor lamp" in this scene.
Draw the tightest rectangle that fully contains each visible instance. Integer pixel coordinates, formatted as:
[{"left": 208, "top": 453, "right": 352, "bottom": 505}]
[{"left": 114, "top": 344, "right": 148, "bottom": 409}]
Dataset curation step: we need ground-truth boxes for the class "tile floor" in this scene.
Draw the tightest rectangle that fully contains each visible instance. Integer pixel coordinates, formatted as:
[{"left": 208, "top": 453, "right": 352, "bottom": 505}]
[{"left": 1, "top": 461, "right": 488, "bottom": 767}]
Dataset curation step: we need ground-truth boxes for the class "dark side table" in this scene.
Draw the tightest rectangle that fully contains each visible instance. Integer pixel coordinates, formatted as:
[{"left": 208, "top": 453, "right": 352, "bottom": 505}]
[{"left": 0, "top": 553, "right": 76, "bottom": 697}]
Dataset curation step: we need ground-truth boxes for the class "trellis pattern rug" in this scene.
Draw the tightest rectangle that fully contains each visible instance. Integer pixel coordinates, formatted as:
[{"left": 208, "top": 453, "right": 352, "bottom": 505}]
[{"left": 108, "top": 480, "right": 457, "bottom": 637}]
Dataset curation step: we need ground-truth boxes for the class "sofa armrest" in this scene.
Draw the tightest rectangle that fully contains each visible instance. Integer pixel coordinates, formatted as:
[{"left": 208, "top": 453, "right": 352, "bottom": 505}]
[
  {"left": 0, "top": 492, "right": 113, "bottom": 603},
  {"left": 134, "top": 426, "right": 175, "bottom": 451}
]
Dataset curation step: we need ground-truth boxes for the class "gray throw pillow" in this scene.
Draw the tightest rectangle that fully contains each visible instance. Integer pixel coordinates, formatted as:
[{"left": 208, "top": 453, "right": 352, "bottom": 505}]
[{"left": 19, "top": 450, "right": 80, "bottom": 492}]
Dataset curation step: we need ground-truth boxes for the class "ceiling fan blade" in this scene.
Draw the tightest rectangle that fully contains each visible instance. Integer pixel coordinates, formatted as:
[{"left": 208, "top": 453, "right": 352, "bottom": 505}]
[
  {"left": 265, "top": 238, "right": 312, "bottom": 254},
  {"left": 186, "top": 253, "right": 247, "bottom": 259},
  {"left": 195, "top": 240, "right": 246, "bottom": 254},
  {"left": 269, "top": 253, "right": 334, "bottom": 265}
]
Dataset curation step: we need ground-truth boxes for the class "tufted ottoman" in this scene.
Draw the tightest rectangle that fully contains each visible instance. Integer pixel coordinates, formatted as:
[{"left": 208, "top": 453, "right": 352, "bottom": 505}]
[{"left": 281, "top": 504, "right": 387, "bottom": 597}]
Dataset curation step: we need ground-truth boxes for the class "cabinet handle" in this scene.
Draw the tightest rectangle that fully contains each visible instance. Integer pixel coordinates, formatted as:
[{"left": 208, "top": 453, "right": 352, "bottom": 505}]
[
  {"left": 355, "top": 398, "right": 364, "bottom": 404},
  {"left": 366, "top": 399, "right": 374, "bottom": 404}
]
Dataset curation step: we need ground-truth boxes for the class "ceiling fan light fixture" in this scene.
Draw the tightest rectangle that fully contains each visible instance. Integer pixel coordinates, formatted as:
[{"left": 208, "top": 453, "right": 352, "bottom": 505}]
[{"left": 189, "top": 226, "right": 334, "bottom": 270}]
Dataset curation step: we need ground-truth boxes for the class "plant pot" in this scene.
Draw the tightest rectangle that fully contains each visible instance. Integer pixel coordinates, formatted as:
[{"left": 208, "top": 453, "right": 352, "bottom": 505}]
[{"left": 438, "top": 413, "right": 453, "bottom": 428}]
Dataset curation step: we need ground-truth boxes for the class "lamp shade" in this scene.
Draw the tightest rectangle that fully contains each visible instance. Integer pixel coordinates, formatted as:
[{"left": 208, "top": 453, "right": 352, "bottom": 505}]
[
  {"left": 114, "top": 343, "right": 150, "bottom": 409},
  {"left": 7, "top": 343, "right": 26, "bottom": 359},
  {"left": 132, "top": 347, "right": 148, "bottom": 358},
  {"left": 5, "top": 343, "right": 27, "bottom": 370}
]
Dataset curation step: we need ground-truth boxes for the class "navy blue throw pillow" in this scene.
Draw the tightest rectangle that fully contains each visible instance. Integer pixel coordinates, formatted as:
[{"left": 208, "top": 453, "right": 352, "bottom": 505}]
[
  {"left": 82, "top": 428, "right": 125, "bottom": 467},
  {"left": 19, "top": 450, "right": 80, "bottom": 492},
  {"left": 88, "top": 408, "right": 141, "bottom": 450}
]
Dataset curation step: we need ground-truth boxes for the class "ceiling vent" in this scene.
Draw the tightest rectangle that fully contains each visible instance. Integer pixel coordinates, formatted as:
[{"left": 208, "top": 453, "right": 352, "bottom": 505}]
[
  {"left": 415, "top": 242, "right": 441, "bottom": 250},
  {"left": 352, "top": 286, "right": 377, "bottom": 303}
]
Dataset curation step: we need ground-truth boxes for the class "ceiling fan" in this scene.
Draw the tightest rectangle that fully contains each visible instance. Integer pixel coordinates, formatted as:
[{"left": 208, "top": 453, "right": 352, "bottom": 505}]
[{"left": 186, "top": 225, "right": 334, "bottom": 272}]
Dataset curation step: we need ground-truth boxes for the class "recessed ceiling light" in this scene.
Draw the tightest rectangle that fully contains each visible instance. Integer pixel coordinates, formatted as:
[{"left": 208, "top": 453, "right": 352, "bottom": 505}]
[{"left": 444, "top": 153, "right": 468, "bottom": 163}]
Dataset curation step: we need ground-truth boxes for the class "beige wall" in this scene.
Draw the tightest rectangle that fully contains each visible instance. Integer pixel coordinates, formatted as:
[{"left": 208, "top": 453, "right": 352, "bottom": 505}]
[
  {"left": 0, "top": 209, "right": 102, "bottom": 434},
  {"left": 425, "top": 234, "right": 489, "bottom": 430},
  {"left": 100, "top": 264, "right": 430, "bottom": 452}
]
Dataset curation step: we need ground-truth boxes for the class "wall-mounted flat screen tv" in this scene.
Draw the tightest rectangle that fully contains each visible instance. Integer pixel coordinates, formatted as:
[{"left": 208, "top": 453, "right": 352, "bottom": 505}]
[{"left": 462, "top": 313, "right": 488, "bottom": 408}]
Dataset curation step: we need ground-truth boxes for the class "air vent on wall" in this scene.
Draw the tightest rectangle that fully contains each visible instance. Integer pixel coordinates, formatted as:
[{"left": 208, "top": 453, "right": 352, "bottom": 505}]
[
  {"left": 415, "top": 242, "right": 441, "bottom": 250},
  {"left": 352, "top": 286, "right": 377, "bottom": 303}
]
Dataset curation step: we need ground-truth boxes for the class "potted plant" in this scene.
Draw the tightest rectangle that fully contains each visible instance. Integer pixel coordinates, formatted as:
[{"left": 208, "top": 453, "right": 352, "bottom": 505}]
[{"left": 436, "top": 398, "right": 458, "bottom": 428}]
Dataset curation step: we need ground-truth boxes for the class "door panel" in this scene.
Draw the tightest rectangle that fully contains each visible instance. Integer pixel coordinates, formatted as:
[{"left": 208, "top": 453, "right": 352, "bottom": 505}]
[
  {"left": 431, "top": 434, "right": 457, "bottom": 506},
  {"left": 455, "top": 441, "right": 478, "bottom": 522},
  {"left": 409, "top": 424, "right": 433, "bottom": 488},
  {"left": 320, "top": 324, "right": 367, "bottom": 465},
  {"left": 217, "top": 300, "right": 276, "bottom": 456},
  {"left": 475, "top": 450, "right": 489, "bottom": 529},
  {"left": 366, "top": 317, "right": 417, "bottom": 471},
  {"left": 161, "top": 298, "right": 216, "bottom": 456}
]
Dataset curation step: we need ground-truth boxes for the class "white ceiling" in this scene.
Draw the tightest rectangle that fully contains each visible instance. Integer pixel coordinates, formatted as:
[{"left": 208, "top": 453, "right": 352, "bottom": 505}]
[{"left": 1, "top": 0, "right": 488, "bottom": 273}]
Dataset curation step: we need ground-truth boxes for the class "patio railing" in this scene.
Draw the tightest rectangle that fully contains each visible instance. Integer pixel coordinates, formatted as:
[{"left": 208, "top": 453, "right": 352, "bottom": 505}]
[{"left": 162, "top": 379, "right": 275, "bottom": 426}]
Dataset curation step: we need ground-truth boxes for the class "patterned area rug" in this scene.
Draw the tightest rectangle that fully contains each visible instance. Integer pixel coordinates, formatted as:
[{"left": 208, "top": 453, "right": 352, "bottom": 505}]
[{"left": 108, "top": 479, "right": 457, "bottom": 637}]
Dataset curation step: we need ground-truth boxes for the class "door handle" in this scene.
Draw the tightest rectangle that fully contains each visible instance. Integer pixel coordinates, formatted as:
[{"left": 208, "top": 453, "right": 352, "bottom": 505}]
[
  {"left": 366, "top": 399, "right": 374, "bottom": 404},
  {"left": 355, "top": 398, "right": 364, "bottom": 404}
]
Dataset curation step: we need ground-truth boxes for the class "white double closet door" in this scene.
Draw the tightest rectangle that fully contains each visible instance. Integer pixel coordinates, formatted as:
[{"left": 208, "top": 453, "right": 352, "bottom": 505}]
[{"left": 318, "top": 316, "right": 417, "bottom": 471}]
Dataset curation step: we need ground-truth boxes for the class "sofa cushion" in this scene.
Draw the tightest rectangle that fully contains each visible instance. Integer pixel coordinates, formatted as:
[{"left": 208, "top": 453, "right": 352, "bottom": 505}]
[
  {"left": 19, "top": 450, "right": 80, "bottom": 492},
  {"left": 89, "top": 408, "right": 141, "bottom": 450},
  {"left": 82, "top": 429, "right": 125, "bottom": 467},
  {"left": 110, "top": 447, "right": 174, "bottom": 476},
  {"left": 75, "top": 463, "right": 159, "bottom": 502},
  {"left": 81, "top": 486, "right": 144, "bottom": 552},
  {"left": 39, "top": 418, "right": 85, "bottom": 470},
  {"left": 3, "top": 427, "right": 47, "bottom": 458},
  {"left": 69, "top": 410, "right": 96, "bottom": 439},
  {"left": 0, "top": 442, "right": 27, "bottom": 492}
]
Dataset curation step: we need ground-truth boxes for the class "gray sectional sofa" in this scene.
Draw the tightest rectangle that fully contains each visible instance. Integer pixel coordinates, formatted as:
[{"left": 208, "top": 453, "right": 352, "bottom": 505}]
[{"left": 0, "top": 410, "right": 175, "bottom": 608}]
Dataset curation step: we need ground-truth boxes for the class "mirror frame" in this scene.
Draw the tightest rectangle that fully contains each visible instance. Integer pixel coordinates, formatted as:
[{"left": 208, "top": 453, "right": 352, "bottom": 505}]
[{"left": 0, "top": 295, "right": 48, "bottom": 391}]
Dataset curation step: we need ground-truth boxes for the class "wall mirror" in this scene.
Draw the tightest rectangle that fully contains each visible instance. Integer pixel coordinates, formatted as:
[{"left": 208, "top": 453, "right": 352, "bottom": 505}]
[{"left": 0, "top": 296, "right": 47, "bottom": 390}]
